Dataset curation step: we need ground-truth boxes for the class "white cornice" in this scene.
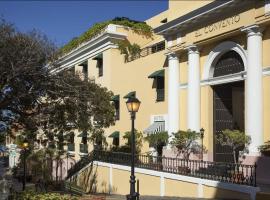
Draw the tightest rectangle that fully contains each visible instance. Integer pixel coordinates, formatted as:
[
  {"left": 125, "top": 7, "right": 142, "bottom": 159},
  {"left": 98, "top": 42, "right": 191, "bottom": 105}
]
[{"left": 56, "top": 24, "right": 127, "bottom": 71}]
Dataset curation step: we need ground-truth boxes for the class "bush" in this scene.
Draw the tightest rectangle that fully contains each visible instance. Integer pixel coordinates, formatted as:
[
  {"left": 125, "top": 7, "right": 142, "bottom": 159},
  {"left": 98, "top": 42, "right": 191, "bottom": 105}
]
[{"left": 18, "top": 191, "right": 78, "bottom": 200}]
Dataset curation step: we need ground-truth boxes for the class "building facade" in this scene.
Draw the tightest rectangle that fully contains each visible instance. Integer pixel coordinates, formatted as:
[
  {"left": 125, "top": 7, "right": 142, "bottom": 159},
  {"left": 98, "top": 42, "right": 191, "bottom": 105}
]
[{"left": 58, "top": 0, "right": 270, "bottom": 185}]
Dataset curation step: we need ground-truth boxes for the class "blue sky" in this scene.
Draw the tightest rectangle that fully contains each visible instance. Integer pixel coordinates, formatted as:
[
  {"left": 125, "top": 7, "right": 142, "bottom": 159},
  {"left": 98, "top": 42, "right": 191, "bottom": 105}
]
[{"left": 0, "top": 1, "right": 168, "bottom": 47}]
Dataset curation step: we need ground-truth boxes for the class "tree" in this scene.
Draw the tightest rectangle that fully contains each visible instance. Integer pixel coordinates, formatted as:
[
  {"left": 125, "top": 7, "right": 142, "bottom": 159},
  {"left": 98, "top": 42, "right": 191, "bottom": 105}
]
[
  {"left": 41, "top": 71, "right": 116, "bottom": 149},
  {"left": 216, "top": 129, "right": 251, "bottom": 164},
  {"left": 122, "top": 130, "right": 143, "bottom": 153},
  {"left": 0, "top": 19, "right": 56, "bottom": 132},
  {"left": 144, "top": 131, "right": 168, "bottom": 157},
  {"left": 112, "top": 130, "right": 143, "bottom": 153},
  {"left": 170, "top": 130, "right": 201, "bottom": 160}
]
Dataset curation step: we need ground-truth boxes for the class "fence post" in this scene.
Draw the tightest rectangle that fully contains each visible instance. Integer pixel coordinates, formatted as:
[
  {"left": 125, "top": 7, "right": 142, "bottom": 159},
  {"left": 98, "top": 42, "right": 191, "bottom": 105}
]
[{"left": 254, "top": 162, "right": 257, "bottom": 187}]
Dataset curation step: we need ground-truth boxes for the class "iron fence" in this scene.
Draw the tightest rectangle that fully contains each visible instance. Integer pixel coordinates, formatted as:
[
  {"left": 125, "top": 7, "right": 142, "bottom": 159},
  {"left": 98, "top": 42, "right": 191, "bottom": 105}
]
[
  {"left": 93, "top": 150, "right": 257, "bottom": 187},
  {"left": 67, "top": 150, "right": 257, "bottom": 187}
]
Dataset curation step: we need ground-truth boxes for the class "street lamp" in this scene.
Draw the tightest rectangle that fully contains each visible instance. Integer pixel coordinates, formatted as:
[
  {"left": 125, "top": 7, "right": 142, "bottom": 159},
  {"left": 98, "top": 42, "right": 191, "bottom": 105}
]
[
  {"left": 22, "top": 140, "right": 29, "bottom": 191},
  {"left": 200, "top": 128, "right": 205, "bottom": 161},
  {"left": 126, "top": 97, "right": 141, "bottom": 200}
]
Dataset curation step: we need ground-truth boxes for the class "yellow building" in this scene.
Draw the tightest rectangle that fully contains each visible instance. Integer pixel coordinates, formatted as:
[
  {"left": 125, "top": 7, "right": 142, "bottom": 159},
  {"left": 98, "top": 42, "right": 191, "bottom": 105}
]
[{"left": 59, "top": 0, "right": 270, "bottom": 192}]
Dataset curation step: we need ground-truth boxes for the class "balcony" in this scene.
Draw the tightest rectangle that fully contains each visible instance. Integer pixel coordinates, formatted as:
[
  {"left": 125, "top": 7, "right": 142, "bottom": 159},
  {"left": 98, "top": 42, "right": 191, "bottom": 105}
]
[
  {"left": 80, "top": 144, "right": 88, "bottom": 154},
  {"left": 156, "top": 89, "right": 165, "bottom": 102},
  {"left": 67, "top": 143, "right": 75, "bottom": 152}
]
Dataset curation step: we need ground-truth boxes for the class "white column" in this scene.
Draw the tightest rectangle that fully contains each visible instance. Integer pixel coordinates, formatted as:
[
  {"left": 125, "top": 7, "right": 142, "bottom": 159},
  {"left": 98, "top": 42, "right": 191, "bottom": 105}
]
[
  {"left": 187, "top": 45, "right": 200, "bottom": 132},
  {"left": 242, "top": 25, "right": 263, "bottom": 154},
  {"left": 168, "top": 53, "right": 180, "bottom": 141}
]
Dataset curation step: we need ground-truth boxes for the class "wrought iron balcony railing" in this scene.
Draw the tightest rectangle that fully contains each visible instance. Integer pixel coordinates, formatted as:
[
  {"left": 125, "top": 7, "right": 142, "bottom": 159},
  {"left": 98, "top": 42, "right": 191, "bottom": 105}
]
[
  {"left": 126, "top": 41, "right": 165, "bottom": 62},
  {"left": 67, "top": 150, "right": 257, "bottom": 187}
]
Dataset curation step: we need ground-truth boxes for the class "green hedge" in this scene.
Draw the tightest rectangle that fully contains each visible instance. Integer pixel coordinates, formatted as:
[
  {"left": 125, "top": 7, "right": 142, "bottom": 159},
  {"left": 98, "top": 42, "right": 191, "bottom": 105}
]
[
  {"left": 59, "top": 17, "right": 152, "bottom": 55},
  {"left": 18, "top": 191, "right": 78, "bottom": 200}
]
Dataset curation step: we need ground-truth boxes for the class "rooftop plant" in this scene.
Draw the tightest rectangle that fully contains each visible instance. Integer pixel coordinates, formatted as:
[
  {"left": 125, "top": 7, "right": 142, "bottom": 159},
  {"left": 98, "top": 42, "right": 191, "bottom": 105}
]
[{"left": 59, "top": 17, "right": 152, "bottom": 55}]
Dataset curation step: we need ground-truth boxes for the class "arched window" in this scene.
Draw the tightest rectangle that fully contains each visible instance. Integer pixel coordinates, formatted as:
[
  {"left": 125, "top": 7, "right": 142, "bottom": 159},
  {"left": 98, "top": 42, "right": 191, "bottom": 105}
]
[{"left": 213, "top": 51, "right": 244, "bottom": 77}]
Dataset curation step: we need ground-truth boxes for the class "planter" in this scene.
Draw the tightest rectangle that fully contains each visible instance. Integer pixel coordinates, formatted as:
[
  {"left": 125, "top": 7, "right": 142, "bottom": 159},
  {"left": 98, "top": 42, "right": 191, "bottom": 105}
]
[
  {"left": 261, "top": 150, "right": 270, "bottom": 157},
  {"left": 178, "top": 166, "right": 191, "bottom": 174}
]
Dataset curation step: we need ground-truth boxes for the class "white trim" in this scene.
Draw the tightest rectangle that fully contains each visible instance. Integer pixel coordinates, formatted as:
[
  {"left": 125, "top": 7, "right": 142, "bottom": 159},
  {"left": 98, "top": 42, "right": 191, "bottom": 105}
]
[
  {"left": 167, "top": 37, "right": 173, "bottom": 47},
  {"left": 53, "top": 42, "right": 117, "bottom": 73},
  {"left": 179, "top": 71, "right": 246, "bottom": 89},
  {"left": 201, "top": 71, "right": 246, "bottom": 86},
  {"left": 263, "top": 66, "right": 270, "bottom": 76},
  {"left": 109, "top": 165, "right": 113, "bottom": 194},
  {"left": 176, "top": 34, "right": 182, "bottom": 44},
  {"left": 179, "top": 67, "right": 270, "bottom": 89},
  {"left": 265, "top": 0, "right": 270, "bottom": 15},
  {"left": 197, "top": 183, "right": 203, "bottom": 198},
  {"left": 156, "top": 0, "right": 234, "bottom": 35},
  {"left": 160, "top": 176, "right": 165, "bottom": 197},
  {"left": 93, "top": 161, "right": 260, "bottom": 200},
  {"left": 59, "top": 24, "right": 126, "bottom": 61},
  {"left": 202, "top": 41, "right": 247, "bottom": 80}
]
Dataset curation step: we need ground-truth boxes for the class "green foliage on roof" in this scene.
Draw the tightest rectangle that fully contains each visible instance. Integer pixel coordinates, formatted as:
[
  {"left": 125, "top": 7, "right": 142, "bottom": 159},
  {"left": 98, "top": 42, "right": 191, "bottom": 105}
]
[{"left": 59, "top": 17, "right": 153, "bottom": 55}]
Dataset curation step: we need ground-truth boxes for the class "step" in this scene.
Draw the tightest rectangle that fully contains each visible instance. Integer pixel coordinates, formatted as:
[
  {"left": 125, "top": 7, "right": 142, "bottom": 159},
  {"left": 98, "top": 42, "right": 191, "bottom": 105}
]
[{"left": 256, "top": 192, "right": 270, "bottom": 200}]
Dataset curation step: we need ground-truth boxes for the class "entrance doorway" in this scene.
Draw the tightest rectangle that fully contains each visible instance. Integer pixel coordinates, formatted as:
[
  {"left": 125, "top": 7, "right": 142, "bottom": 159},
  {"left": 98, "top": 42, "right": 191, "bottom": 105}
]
[
  {"left": 213, "top": 81, "right": 244, "bottom": 162},
  {"left": 211, "top": 50, "right": 245, "bottom": 162}
]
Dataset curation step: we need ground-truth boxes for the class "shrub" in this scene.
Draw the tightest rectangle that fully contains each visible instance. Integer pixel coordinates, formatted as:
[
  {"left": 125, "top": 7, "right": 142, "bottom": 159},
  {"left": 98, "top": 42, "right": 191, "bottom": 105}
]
[{"left": 18, "top": 191, "right": 78, "bottom": 200}]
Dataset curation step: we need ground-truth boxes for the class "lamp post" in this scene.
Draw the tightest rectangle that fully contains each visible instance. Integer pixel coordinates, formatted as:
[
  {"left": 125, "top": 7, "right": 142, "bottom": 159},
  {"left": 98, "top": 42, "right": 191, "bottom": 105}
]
[
  {"left": 126, "top": 97, "right": 141, "bottom": 200},
  {"left": 200, "top": 128, "right": 205, "bottom": 161},
  {"left": 22, "top": 140, "right": 29, "bottom": 191}
]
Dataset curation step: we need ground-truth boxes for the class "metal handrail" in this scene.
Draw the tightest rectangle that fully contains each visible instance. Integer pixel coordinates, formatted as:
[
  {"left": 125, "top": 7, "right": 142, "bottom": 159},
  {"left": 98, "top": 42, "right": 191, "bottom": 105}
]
[{"left": 67, "top": 150, "right": 257, "bottom": 187}]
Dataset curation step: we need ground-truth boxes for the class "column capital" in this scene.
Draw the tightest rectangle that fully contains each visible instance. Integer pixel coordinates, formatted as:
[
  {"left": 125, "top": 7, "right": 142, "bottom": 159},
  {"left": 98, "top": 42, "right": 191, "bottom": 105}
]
[
  {"left": 241, "top": 25, "right": 262, "bottom": 37},
  {"left": 166, "top": 51, "right": 179, "bottom": 61},
  {"left": 186, "top": 45, "right": 199, "bottom": 55}
]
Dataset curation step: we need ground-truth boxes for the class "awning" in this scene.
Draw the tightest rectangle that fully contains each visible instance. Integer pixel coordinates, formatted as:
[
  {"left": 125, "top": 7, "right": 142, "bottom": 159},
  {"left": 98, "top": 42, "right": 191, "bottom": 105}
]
[
  {"left": 111, "top": 95, "right": 120, "bottom": 101},
  {"left": 148, "top": 69, "right": 164, "bottom": 79},
  {"left": 77, "top": 131, "right": 88, "bottom": 137},
  {"left": 93, "top": 53, "right": 103, "bottom": 60},
  {"left": 144, "top": 121, "right": 165, "bottom": 134},
  {"left": 109, "top": 131, "right": 119, "bottom": 138},
  {"left": 123, "top": 91, "right": 136, "bottom": 99}
]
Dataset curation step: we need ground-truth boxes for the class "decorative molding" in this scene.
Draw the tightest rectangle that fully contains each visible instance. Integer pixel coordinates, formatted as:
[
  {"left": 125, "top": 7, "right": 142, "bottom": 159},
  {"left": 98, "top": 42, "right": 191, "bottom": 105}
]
[
  {"left": 54, "top": 25, "right": 127, "bottom": 72},
  {"left": 202, "top": 41, "right": 247, "bottom": 80},
  {"left": 176, "top": 34, "right": 182, "bottom": 44},
  {"left": 167, "top": 36, "right": 173, "bottom": 47},
  {"left": 263, "top": 66, "right": 270, "bottom": 76},
  {"left": 179, "top": 67, "right": 270, "bottom": 89},
  {"left": 266, "top": 0, "right": 270, "bottom": 15},
  {"left": 186, "top": 45, "right": 199, "bottom": 55},
  {"left": 241, "top": 25, "right": 262, "bottom": 37}
]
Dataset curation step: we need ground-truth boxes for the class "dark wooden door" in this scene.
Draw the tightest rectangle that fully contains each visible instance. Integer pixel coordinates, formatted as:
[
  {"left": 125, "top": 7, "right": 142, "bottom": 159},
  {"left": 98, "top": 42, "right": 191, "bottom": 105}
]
[{"left": 213, "top": 82, "right": 244, "bottom": 162}]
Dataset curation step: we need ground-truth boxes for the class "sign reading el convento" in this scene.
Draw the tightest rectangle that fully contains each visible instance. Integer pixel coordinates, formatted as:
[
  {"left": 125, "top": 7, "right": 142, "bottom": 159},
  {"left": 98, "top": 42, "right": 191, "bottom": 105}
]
[{"left": 195, "top": 15, "right": 241, "bottom": 37}]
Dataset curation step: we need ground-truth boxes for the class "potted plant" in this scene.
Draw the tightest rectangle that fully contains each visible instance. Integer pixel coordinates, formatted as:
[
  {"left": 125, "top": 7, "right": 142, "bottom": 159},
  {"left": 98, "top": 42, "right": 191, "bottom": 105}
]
[
  {"left": 170, "top": 130, "right": 201, "bottom": 174},
  {"left": 216, "top": 129, "right": 251, "bottom": 182},
  {"left": 145, "top": 131, "right": 169, "bottom": 169},
  {"left": 258, "top": 140, "right": 270, "bottom": 156}
]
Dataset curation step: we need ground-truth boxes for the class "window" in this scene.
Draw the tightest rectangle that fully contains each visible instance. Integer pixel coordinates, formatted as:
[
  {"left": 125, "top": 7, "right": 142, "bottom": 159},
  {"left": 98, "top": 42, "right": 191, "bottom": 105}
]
[
  {"left": 113, "top": 137, "right": 119, "bottom": 146},
  {"left": 93, "top": 53, "right": 103, "bottom": 77},
  {"left": 97, "top": 59, "right": 103, "bottom": 77},
  {"left": 111, "top": 95, "right": 120, "bottom": 120},
  {"left": 156, "top": 77, "right": 165, "bottom": 102},
  {"left": 148, "top": 70, "right": 165, "bottom": 102},
  {"left": 114, "top": 100, "right": 120, "bottom": 120},
  {"left": 160, "top": 18, "right": 167, "bottom": 23}
]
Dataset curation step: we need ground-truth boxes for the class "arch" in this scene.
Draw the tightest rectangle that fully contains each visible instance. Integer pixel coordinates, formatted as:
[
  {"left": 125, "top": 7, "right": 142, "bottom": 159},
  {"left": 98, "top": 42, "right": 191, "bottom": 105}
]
[{"left": 203, "top": 41, "right": 247, "bottom": 80}]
